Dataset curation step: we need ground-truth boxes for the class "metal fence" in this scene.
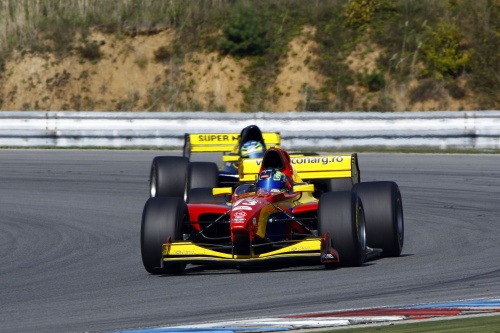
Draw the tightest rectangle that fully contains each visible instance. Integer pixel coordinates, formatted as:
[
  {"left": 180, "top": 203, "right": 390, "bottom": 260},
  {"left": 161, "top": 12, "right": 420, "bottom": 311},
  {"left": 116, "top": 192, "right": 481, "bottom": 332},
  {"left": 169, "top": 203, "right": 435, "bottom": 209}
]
[{"left": 1, "top": 111, "right": 499, "bottom": 149}]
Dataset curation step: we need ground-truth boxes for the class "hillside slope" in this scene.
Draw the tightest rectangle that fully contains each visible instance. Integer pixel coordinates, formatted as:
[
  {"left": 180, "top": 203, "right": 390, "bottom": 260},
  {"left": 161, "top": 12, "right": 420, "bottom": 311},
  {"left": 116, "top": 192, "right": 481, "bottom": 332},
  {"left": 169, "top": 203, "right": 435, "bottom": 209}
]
[
  {"left": 0, "top": 27, "right": 479, "bottom": 112},
  {"left": 0, "top": 0, "right": 498, "bottom": 112}
]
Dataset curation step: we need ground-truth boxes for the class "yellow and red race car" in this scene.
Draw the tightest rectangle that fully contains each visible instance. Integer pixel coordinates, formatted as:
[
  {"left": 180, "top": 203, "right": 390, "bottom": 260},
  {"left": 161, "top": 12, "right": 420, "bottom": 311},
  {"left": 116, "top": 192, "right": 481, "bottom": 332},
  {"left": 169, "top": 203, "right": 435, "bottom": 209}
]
[{"left": 141, "top": 147, "right": 404, "bottom": 274}]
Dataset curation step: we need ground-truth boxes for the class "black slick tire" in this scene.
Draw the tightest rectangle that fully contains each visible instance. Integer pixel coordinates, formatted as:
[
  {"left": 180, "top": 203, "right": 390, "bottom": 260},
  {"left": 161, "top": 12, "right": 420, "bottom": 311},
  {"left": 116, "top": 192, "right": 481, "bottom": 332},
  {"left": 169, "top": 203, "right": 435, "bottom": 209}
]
[
  {"left": 353, "top": 181, "right": 404, "bottom": 257},
  {"left": 141, "top": 197, "right": 187, "bottom": 274},
  {"left": 150, "top": 156, "right": 189, "bottom": 198},
  {"left": 186, "top": 162, "right": 219, "bottom": 195},
  {"left": 326, "top": 178, "right": 353, "bottom": 192},
  {"left": 318, "top": 191, "right": 366, "bottom": 267}
]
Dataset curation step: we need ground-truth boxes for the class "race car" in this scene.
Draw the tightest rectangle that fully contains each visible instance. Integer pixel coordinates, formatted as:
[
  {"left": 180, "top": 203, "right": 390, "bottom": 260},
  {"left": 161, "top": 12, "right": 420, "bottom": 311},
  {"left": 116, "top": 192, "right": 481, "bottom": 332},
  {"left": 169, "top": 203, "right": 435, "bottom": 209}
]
[
  {"left": 141, "top": 147, "right": 404, "bottom": 274},
  {"left": 149, "top": 125, "right": 358, "bottom": 201},
  {"left": 149, "top": 125, "right": 281, "bottom": 199}
]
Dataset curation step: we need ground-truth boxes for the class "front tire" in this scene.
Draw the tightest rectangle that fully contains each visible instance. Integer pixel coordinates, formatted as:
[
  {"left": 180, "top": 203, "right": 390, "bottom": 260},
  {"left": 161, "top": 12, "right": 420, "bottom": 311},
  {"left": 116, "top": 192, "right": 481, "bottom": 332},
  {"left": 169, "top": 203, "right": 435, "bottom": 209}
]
[
  {"left": 353, "top": 181, "right": 404, "bottom": 257},
  {"left": 141, "top": 197, "right": 188, "bottom": 274},
  {"left": 318, "top": 191, "right": 366, "bottom": 267}
]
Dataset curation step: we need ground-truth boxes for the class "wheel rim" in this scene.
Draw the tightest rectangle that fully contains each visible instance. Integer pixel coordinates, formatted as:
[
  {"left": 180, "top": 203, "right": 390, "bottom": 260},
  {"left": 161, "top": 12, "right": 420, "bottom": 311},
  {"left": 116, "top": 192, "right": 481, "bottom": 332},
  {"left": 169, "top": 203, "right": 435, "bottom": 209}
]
[
  {"left": 183, "top": 177, "right": 189, "bottom": 202},
  {"left": 358, "top": 205, "right": 367, "bottom": 250},
  {"left": 396, "top": 197, "right": 404, "bottom": 243},
  {"left": 150, "top": 169, "right": 157, "bottom": 197}
]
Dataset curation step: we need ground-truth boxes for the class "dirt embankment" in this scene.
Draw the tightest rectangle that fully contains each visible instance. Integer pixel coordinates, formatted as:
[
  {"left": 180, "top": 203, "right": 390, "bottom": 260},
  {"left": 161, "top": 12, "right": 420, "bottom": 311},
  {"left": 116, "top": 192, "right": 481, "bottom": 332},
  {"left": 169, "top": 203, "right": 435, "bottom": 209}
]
[{"left": 0, "top": 26, "right": 477, "bottom": 112}]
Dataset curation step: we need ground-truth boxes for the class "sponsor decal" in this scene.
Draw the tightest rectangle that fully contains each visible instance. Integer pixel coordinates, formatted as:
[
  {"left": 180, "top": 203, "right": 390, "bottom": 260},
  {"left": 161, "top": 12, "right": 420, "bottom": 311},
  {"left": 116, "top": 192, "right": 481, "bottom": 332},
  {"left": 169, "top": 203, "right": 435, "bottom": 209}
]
[
  {"left": 233, "top": 199, "right": 259, "bottom": 206},
  {"left": 292, "top": 156, "right": 344, "bottom": 165},
  {"left": 197, "top": 134, "right": 239, "bottom": 142},
  {"left": 232, "top": 218, "right": 245, "bottom": 223},
  {"left": 233, "top": 206, "right": 252, "bottom": 211},
  {"left": 234, "top": 211, "right": 247, "bottom": 218},
  {"left": 253, "top": 156, "right": 345, "bottom": 166},
  {"left": 174, "top": 250, "right": 195, "bottom": 255},
  {"left": 292, "top": 246, "right": 315, "bottom": 252}
]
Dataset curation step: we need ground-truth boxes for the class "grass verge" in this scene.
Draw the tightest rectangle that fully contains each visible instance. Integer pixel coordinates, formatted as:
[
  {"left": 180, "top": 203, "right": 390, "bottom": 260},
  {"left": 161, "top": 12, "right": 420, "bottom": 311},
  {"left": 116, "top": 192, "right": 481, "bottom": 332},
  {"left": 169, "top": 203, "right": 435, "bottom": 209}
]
[{"left": 315, "top": 313, "right": 500, "bottom": 332}]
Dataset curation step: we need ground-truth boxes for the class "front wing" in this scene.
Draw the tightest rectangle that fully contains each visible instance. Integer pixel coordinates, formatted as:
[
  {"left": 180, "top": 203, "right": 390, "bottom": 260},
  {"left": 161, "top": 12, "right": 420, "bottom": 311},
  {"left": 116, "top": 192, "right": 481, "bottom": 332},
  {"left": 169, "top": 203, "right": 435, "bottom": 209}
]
[{"left": 161, "top": 238, "right": 339, "bottom": 267}]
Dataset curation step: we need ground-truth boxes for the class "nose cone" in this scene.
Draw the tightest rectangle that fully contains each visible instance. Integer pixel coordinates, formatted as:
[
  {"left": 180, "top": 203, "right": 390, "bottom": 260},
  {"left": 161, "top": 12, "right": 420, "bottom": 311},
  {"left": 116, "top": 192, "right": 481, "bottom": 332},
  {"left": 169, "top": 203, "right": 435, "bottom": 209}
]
[{"left": 230, "top": 197, "right": 266, "bottom": 234}]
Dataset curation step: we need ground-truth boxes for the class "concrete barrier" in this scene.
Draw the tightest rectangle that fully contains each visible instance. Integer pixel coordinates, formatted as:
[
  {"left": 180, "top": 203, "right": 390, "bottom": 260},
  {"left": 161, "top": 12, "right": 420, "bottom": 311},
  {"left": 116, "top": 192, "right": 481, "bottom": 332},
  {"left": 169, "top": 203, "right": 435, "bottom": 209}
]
[{"left": 1, "top": 111, "right": 499, "bottom": 149}]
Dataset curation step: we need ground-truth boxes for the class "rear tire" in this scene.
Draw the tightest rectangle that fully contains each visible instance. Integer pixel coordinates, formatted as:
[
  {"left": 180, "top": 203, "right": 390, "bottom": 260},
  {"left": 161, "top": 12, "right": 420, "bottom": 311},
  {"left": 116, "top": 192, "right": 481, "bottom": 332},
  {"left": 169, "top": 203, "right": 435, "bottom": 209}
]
[
  {"left": 150, "top": 156, "right": 189, "bottom": 198},
  {"left": 318, "top": 191, "right": 366, "bottom": 267},
  {"left": 141, "top": 197, "right": 187, "bottom": 274},
  {"left": 326, "top": 178, "right": 353, "bottom": 192},
  {"left": 353, "top": 181, "right": 404, "bottom": 257},
  {"left": 186, "top": 162, "right": 219, "bottom": 196}
]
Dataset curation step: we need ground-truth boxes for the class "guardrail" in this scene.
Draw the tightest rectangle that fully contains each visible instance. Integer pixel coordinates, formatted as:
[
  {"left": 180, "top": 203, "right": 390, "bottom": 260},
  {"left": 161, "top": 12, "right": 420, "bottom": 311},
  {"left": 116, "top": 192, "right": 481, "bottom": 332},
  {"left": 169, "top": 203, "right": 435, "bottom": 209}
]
[{"left": 1, "top": 111, "right": 499, "bottom": 149}]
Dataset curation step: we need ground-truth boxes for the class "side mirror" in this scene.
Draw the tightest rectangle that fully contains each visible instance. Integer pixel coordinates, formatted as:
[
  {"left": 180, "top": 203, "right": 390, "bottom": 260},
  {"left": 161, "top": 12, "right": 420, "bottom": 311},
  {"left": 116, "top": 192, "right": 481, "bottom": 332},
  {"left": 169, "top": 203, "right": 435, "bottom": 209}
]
[
  {"left": 212, "top": 187, "right": 233, "bottom": 196},
  {"left": 293, "top": 184, "right": 314, "bottom": 193}
]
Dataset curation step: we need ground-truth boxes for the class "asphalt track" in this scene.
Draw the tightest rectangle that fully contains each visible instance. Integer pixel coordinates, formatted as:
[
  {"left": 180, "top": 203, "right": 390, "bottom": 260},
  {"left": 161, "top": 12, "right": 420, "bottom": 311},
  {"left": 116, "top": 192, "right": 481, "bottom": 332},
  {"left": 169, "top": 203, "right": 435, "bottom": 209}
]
[{"left": 0, "top": 150, "right": 499, "bottom": 333}]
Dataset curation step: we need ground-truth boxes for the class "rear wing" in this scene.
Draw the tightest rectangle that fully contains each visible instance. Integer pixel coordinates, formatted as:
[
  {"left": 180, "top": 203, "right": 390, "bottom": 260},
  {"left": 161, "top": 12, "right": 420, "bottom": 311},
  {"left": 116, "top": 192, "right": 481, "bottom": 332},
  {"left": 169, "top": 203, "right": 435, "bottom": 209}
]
[
  {"left": 239, "top": 154, "right": 359, "bottom": 184},
  {"left": 183, "top": 132, "right": 280, "bottom": 158}
]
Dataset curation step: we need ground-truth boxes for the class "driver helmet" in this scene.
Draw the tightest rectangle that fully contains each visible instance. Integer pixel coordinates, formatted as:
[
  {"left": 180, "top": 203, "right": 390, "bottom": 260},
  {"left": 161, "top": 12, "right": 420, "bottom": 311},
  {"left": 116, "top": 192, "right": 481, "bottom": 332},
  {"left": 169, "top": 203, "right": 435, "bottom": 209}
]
[
  {"left": 257, "top": 169, "right": 289, "bottom": 193},
  {"left": 240, "top": 140, "right": 265, "bottom": 158}
]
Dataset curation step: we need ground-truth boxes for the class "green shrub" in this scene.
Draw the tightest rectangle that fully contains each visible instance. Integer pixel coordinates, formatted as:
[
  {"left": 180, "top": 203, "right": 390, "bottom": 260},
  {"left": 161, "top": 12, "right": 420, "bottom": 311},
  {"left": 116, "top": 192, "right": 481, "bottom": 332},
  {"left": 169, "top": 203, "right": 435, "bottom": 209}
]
[
  {"left": 420, "top": 22, "right": 471, "bottom": 79},
  {"left": 76, "top": 40, "right": 102, "bottom": 61},
  {"left": 154, "top": 46, "right": 172, "bottom": 63},
  {"left": 343, "top": 0, "right": 380, "bottom": 29},
  {"left": 218, "top": 4, "right": 270, "bottom": 57},
  {"left": 357, "top": 69, "right": 386, "bottom": 91}
]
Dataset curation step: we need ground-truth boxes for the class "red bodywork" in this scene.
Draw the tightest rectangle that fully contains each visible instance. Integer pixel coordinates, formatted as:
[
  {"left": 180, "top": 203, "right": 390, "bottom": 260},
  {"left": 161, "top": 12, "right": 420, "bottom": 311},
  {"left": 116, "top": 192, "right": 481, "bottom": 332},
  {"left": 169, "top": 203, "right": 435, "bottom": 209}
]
[
  {"left": 229, "top": 190, "right": 312, "bottom": 243},
  {"left": 186, "top": 190, "right": 317, "bottom": 245}
]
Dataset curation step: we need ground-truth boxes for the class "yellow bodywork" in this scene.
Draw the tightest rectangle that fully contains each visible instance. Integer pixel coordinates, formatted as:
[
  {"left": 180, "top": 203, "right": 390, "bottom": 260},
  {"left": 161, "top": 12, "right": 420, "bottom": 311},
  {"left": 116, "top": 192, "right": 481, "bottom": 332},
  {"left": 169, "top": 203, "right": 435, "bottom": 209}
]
[
  {"left": 292, "top": 185, "right": 318, "bottom": 205},
  {"left": 162, "top": 238, "right": 322, "bottom": 264},
  {"left": 212, "top": 187, "right": 233, "bottom": 196},
  {"left": 292, "top": 184, "right": 314, "bottom": 193},
  {"left": 222, "top": 155, "right": 240, "bottom": 163}
]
